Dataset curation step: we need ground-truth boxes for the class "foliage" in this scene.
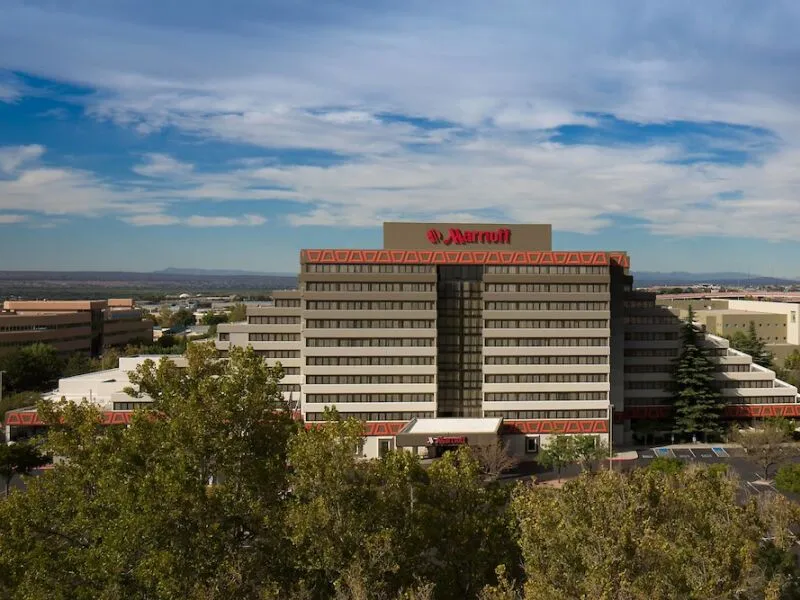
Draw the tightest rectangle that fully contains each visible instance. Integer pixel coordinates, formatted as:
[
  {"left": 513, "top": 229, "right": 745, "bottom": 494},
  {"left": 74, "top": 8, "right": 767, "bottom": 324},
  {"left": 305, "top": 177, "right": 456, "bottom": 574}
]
[
  {"left": 784, "top": 349, "right": 800, "bottom": 372},
  {"left": 201, "top": 312, "right": 229, "bottom": 326},
  {"left": 732, "top": 420, "right": 799, "bottom": 480},
  {"left": 511, "top": 467, "right": 800, "bottom": 600},
  {"left": 647, "top": 457, "right": 685, "bottom": 475},
  {"left": 669, "top": 307, "right": 725, "bottom": 439},
  {"left": 61, "top": 352, "right": 94, "bottom": 378},
  {"left": 774, "top": 464, "right": 800, "bottom": 495},
  {"left": 170, "top": 307, "right": 196, "bottom": 329},
  {"left": 229, "top": 303, "right": 248, "bottom": 323},
  {"left": 0, "top": 391, "right": 41, "bottom": 422},
  {"left": 0, "top": 343, "right": 298, "bottom": 599},
  {"left": 572, "top": 435, "right": 609, "bottom": 472},
  {"left": 0, "top": 343, "right": 64, "bottom": 392},
  {"left": 537, "top": 435, "right": 576, "bottom": 480},
  {"left": 0, "top": 440, "right": 48, "bottom": 496},
  {"left": 728, "top": 322, "right": 774, "bottom": 368},
  {"left": 472, "top": 440, "right": 519, "bottom": 480}
]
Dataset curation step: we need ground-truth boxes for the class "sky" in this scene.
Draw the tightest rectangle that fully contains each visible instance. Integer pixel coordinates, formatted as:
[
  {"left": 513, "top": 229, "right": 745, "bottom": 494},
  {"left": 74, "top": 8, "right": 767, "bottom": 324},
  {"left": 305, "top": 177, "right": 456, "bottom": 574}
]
[{"left": 1, "top": 1, "right": 799, "bottom": 275}]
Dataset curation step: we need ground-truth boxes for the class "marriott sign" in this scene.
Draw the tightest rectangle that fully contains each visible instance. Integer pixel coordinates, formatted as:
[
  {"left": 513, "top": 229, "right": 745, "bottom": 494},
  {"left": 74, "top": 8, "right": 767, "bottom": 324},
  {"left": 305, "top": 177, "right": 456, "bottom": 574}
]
[{"left": 426, "top": 227, "right": 512, "bottom": 246}]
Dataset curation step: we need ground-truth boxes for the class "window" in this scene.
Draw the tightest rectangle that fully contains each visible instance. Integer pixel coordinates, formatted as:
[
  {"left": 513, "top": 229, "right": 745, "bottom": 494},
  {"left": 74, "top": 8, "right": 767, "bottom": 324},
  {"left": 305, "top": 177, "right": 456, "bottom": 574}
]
[
  {"left": 249, "top": 333, "right": 300, "bottom": 341},
  {"left": 218, "top": 333, "right": 230, "bottom": 341},
  {"left": 525, "top": 436, "right": 539, "bottom": 454},
  {"left": 378, "top": 438, "right": 393, "bottom": 458}
]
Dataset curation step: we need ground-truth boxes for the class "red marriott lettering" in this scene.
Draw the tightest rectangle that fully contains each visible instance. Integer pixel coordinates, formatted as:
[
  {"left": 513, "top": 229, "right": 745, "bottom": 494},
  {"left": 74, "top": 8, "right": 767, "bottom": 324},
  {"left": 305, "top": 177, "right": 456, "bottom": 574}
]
[{"left": 426, "top": 227, "right": 511, "bottom": 246}]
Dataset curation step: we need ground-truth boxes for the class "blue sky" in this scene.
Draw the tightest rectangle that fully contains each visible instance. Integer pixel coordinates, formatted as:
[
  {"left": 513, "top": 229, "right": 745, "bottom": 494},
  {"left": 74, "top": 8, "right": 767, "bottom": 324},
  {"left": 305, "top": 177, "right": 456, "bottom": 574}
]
[{"left": 1, "top": 1, "right": 800, "bottom": 275}]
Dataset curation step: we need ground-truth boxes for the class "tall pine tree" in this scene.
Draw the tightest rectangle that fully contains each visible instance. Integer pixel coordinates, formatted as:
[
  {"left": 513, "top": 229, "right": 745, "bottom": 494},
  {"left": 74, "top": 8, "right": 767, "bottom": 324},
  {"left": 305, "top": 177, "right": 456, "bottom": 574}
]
[{"left": 670, "top": 306, "right": 726, "bottom": 441}]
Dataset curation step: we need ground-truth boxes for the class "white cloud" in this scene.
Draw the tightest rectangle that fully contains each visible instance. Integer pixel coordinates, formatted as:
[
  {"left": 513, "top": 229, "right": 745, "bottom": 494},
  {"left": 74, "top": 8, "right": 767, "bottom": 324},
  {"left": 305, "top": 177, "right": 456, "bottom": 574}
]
[
  {"left": 0, "top": 213, "right": 28, "bottom": 224},
  {"left": 186, "top": 214, "right": 267, "bottom": 227},
  {"left": 123, "top": 212, "right": 267, "bottom": 227},
  {"left": 0, "top": 144, "right": 45, "bottom": 173},
  {"left": 0, "top": 3, "right": 800, "bottom": 240}
]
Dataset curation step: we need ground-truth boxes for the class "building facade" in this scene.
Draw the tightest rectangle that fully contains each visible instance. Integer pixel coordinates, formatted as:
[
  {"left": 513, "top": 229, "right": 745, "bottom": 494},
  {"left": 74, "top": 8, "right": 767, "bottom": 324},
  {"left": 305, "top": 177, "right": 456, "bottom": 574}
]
[{"left": 0, "top": 299, "right": 153, "bottom": 357}]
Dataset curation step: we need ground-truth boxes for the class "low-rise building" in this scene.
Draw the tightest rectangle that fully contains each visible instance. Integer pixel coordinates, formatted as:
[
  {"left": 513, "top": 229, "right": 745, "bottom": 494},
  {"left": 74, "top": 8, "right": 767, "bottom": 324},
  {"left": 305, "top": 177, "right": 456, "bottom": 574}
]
[{"left": 0, "top": 299, "right": 153, "bottom": 356}]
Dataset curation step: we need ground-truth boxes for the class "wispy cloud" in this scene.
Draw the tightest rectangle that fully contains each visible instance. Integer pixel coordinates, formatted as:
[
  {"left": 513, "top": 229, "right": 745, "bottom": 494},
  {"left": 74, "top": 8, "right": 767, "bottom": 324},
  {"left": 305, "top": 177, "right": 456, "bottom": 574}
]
[
  {"left": 122, "top": 212, "right": 267, "bottom": 227},
  {"left": 0, "top": 213, "right": 28, "bottom": 224}
]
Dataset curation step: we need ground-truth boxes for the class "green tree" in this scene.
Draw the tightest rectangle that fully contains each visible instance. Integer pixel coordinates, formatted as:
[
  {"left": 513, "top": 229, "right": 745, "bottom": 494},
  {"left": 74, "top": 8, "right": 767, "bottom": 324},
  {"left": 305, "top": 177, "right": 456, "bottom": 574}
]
[
  {"left": 0, "top": 391, "right": 41, "bottom": 422},
  {"left": 669, "top": 306, "right": 725, "bottom": 440},
  {"left": 732, "top": 420, "right": 799, "bottom": 480},
  {"left": 157, "top": 304, "right": 173, "bottom": 328},
  {"left": 572, "top": 435, "right": 609, "bottom": 472},
  {"left": 774, "top": 463, "right": 800, "bottom": 494},
  {"left": 511, "top": 468, "right": 800, "bottom": 600},
  {"left": 0, "top": 440, "right": 48, "bottom": 497},
  {"left": 61, "top": 352, "right": 95, "bottom": 378},
  {"left": 647, "top": 457, "right": 685, "bottom": 475},
  {"left": 784, "top": 349, "right": 800, "bottom": 372},
  {"left": 537, "top": 435, "right": 576, "bottom": 481},
  {"left": 0, "top": 343, "right": 64, "bottom": 392},
  {"left": 201, "top": 312, "right": 229, "bottom": 326},
  {"left": 728, "top": 321, "right": 774, "bottom": 369},
  {"left": 229, "top": 303, "right": 247, "bottom": 323},
  {"left": 0, "top": 342, "right": 298, "bottom": 598},
  {"left": 170, "top": 307, "right": 196, "bottom": 329}
]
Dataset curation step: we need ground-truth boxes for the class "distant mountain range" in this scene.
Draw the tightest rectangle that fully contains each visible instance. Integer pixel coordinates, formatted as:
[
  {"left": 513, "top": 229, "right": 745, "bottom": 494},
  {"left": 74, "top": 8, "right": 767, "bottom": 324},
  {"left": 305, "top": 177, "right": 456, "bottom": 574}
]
[
  {"left": 632, "top": 271, "right": 799, "bottom": 286},
  {"left": 156, "top": 267, "right": 295, "bottom": 277}
]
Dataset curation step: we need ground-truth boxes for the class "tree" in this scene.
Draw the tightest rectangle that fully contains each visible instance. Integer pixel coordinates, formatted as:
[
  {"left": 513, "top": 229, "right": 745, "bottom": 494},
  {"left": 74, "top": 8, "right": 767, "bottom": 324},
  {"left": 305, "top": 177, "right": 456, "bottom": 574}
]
[
  {"left": 784, "top": 349, "right": 800, "bottom": 372},
  {"left": 728, "top": 321, "right": 774, "bottom": 369},
  {"left": 511, "top": 468, "right": 800, "bottom": 600},
  {"left": 0, "top": 343, "right": 64, "bottom": 392},
  {"left": 0, "top": 391, "right": 41, "bottom": 423},
  {"left": 572, "top": 435, "right": 609, "bottom": 472},
  {"left": 0, "top": 342, "right": 298, "bottom": 598},
  {"left": 157, "top": 304, "right": 173, "bottom": 328},
  {"left": 170, "top": 307, "right": 196, "bottom": 330},
  {"left": 61, "top": 352, "right": 95, "bottom": 378},
  {"left": 648, "top": 457, "right": 685, "bottom": 475},
  {"left": 201, "top": 312, "right": 229, "bottom": 327},
  {"left": 774, "top": 463, "right": 800, "bottom": 494},
  {"left": 229, "top": 303, "right": 247, "bottom": 323},
  {"left": 732, "top": 420, "right": 799, "bottom": 481},
  {"left": 472, "top": 440, "right": 519, "bottom": 481},
  {"left": 0, "top": 440, "right": 48, "bottom": 497},
  {"left": 669, "top": 306, "right": 725, "bottom": 440},
  {"left": 537, "top": 435, "right": 576, "bottom": 481}
]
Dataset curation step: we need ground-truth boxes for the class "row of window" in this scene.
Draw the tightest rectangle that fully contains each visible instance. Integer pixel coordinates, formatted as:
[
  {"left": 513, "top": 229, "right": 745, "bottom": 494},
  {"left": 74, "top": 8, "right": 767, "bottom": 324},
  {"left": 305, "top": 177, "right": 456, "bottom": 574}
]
[
  {"left": 624, "top": 365, "right": 673, "bottom": 373},
  {"left": 0, "top": 322, "right": 88, "bottom": 332},
  {"left": 305, "top": 283, "right": 435, "bottom": 292},
  {"left": 249, "top": 333, "right": 301, "bottom": 341},
  {"left": 485, "top": 302, "right": 609, "bottom": 311},
  {"left": 277, "top": 367, "right": 301, "bottom": 375},
  {"left": 306, "top": 375, "right": 435, "bottom": 385},
  {"left": 304, "top": 264, "right": 435, "bottom": 273},
  {"left": 275, "top": 299, "right": 301, "bottom": 307},
  {"left": 624, "top": 332, "right": 680, "bottom": 341},
  {"left": 257, "top": 350, "right": 300, "bottom": 358},
  {"left": 719, "top": 380, "right": 774, "bottom": 389},
  {"left": 485, "top": 337, "right": 608, "bottom": 347},
  {"left": 485, "top": 284, "right": 608, "bottom": 293},
  {"left": 248, "top": 316, "right": 301, "bottom": 324},
  {"left": 0, "top": 335, "right": 90, "bottom": 348},
  {"left": 279, "top": 384, "right": 301, "bottom": 391},
  {"left": 305, "top": 394, "right": 434, "bottom": 403},
  {"left": 485, "top": 392, "right": 608, "bottom": 401},
  {"left": 307, "top": 356, "right": 435, "bottom": 366},
  {"left": 485, "top": 355, "right": 608, "bottom": 365},
  {"left": 112, "top": 402, "right": 150, "bottom": 411},
  {"left": 306, "top": 338, "right": 435, "bottom": 347},
  {"left": 624, "top": 381, "right": 669, "bottom": 390},
  {"left": 624, "top": 349, "right": 677, "bottom": 357},
  {"left": 485, "top": 373, "right": 607, "bottom": 383},
  {"left": 304, "top": 411, "right": 434, "bottom": 421},
  {"left": 624, "top": 300, "right": 657, "bottom": 309},
  {"left": 624, "top": 316, "right": 679, "bottom": 325},
  {"left": 730, "top": 397, "right": 797, "bottom": 404},
  {"left": 485, "top": 410, "right": 608, "bottom": 419},
  {"left": 305, "top": 319, "right": 435, "bottom": 329},
  {"left": 305, "top": 301, "right": 436, "bottom": 310},
  {"left": 484, "top": 319, "right": 608, "bottom": 329},
  {"left": 486, "top": 266, "right": 609, "bottom": 274}
]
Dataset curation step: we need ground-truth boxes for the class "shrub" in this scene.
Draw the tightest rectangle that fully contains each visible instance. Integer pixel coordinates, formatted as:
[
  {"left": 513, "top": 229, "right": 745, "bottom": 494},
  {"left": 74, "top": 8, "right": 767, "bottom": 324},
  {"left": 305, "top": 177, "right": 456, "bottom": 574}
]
[{"left": 774, "top": 463, "right": 800, "bottom": 494}]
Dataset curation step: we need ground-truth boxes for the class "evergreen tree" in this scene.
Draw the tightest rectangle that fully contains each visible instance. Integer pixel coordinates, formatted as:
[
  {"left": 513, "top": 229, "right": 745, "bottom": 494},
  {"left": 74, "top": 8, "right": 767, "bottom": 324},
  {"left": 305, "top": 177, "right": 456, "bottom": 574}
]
[
  {"left": 727, "top": 321, "right": 774, "bottom": 369},
  {"left": 670, "top": 307, "right": 725, "bottom": 440}
]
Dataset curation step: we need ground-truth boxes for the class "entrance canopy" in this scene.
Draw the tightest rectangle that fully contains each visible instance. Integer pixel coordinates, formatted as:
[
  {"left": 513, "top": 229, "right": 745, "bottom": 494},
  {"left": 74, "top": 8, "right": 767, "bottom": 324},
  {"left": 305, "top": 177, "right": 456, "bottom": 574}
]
[{"left": 395, "top": 418, "right": 503, "bottom": 448}]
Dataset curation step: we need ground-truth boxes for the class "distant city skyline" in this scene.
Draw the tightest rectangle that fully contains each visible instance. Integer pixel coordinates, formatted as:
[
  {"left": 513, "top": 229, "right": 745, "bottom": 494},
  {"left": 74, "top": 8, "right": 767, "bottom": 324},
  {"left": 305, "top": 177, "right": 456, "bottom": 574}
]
[{"left": 1, "top": 1, "right": 799, "bottom": 275}]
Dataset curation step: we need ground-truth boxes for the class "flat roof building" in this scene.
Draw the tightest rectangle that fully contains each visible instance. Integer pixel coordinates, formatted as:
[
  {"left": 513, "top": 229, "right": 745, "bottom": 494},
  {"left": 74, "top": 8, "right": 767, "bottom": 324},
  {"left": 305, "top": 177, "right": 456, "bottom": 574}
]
[{"left": 0, "top": 299, "right": 153, "bottom": 357}]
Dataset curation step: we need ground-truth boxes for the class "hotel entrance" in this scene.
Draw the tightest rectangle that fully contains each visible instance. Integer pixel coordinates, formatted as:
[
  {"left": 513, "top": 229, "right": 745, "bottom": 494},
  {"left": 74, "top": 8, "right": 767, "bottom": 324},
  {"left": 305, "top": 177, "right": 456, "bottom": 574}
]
[{"left": 395, "top": 417, "right": 504, "bottom": 458}]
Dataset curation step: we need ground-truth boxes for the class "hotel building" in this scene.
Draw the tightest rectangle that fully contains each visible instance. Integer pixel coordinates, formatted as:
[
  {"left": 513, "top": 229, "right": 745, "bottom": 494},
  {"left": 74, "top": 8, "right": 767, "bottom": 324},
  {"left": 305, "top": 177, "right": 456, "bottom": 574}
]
[{"left": 6, "top": 223, "right": 799, "bottom": 456}]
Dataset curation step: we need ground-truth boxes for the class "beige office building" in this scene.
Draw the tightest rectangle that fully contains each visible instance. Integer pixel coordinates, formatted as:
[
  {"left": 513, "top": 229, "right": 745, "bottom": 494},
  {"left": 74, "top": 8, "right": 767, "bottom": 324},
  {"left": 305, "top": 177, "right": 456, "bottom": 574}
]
[{"left": 0, "top": 299, "right": 153, "bottom": 357}]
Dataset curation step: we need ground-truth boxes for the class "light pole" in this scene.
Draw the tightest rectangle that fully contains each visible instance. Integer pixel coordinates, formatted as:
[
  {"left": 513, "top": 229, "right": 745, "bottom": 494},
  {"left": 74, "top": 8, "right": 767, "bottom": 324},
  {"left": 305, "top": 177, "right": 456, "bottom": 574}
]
[{"left": 608, "top": 401, "right": 614, "bottom": 472}]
